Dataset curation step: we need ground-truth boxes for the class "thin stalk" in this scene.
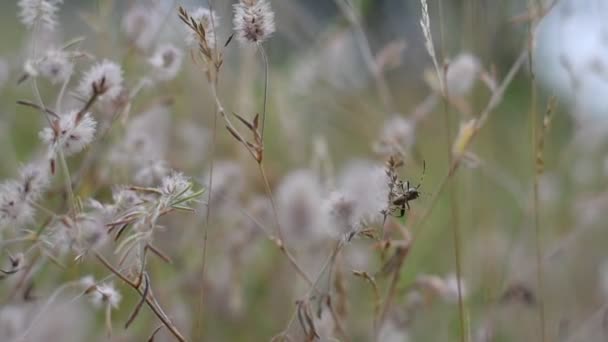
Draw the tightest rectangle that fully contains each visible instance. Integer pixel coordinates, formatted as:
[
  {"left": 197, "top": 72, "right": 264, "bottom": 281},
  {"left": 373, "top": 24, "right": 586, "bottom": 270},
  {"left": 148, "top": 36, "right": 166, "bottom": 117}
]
[
  {"left": 56, "top": 71, "right": 72, "bottom": 113},
  {"left": 95, "top": 253, "right": 186, "bottom": 342},
  {"left": 334, "top": 0, "right": 394, "bottom": 114},
  {"left": 438, "top": 0, "right": 467, "bottom": 340},
  {"left": 57, "top": 149, "right": 77, "bottom": 217},
  {"left": 257, "top": 44, "right": 270, "bottom": 140},
  {"left": 258, "top": 163, "right": 313, "bottom": 286},
  {"left": 529, "top": 12, "right": 547, "bottom": 341}
]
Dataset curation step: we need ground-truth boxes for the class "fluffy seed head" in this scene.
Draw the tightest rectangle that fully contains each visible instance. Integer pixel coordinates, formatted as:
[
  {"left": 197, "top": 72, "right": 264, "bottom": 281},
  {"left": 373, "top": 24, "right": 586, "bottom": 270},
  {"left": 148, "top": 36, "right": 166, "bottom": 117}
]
[
  {"left": 18, "top": 161, "right": 51, "bottom": 201},
  {"left": 0, "top": 181, "right": 35, "bottom": 229},
  {"left": 24, "top": 49, "right": 73, "bottom": 84},
  {"left": 149, "top": 44, "right": 183, "bottom": 81},
  {"left": 374, "top": 115, "right": 416, "bottom": 156},
  {"left": 87, "top": 282, "right": 122, "bottom": 309},
  {"left": 39, "top": 110, "right": 97, "bottom": 156},
  {"left": 77, "top": 60, "right": 124, "bottom": 101},
  {"left": 277, "top": 170, "right": 325, "bottom": 243},
  {"left": 121, "top": 5, "right": 162, "bottom": 51},
  {"left": 338, "top": 161, "right": 390, "bottom": 226},
  {"left": 322, "top": 191, "right": 359, "bottom": 238},
  {"left": 446, "top": 53, "right": 481, "bottom": 97},
  {"left": 18, "top": 0, "right": 63, "bottom": 30},
  {"left": 233, "top": 0, "right": 276, "bottom": 44}
]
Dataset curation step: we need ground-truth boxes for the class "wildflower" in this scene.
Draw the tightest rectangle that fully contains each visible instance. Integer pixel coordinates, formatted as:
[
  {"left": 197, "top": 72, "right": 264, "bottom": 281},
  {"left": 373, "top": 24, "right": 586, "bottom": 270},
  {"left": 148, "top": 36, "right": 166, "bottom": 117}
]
[
  {"left": 276, "top": 170, "right": 325, "bottom": 243},
  {"left": 77, "top": 60, "right": 124, "bottom": 102},
  {"left": 24, "top": 49, "right": 73, "bottom": 84},
  {"left": 39, "top": 110, "right": 97, "bottom": 156},
  {"left": 134, "top": 159, "right": 169, "bottom": 186},
  {"left": 83, "top": 280, "right": 121, "bottom": 309},
  {"left": 0, "top": 181, "right": 35, "bottom": 228},
  {"left": 161, "top": 172, "right": 193, "bottom": 198},
  {"left": 186, "top": 7, "right": 219, "bottom": 48},
  {"left": 148, "top": 44, "right": 183, "bottom": 81},
  {"left": 18, "top": 161, "right": 51, "bottom": 200},
  {"left": 374, "top": 115, "right": 416, "bottom": 156},
  {"left": 121, "top": 5, "right": 162, "bottom": 51},
  {"left": 322, "top": 191, "right": 359, "bottom": 238},
  {"left": 47, "top": 214, "right": 108, "bottom": 256},
  {"left": 446, "top": 53, "right": 481, "bottom": 97},
  {"left": 18, "top": 0, "right": 63, "bottom": 30},
  {"left": 338, "top": 161, "right": 390, "bottom": 226},
  {"left": 233, "top": 0, "right": 276, "bottom": 44}
]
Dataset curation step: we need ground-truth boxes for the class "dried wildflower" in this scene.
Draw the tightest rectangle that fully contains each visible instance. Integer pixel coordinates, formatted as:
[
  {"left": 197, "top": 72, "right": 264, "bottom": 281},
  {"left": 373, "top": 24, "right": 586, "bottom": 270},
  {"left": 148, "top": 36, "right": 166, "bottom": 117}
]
[
  {"left": 77, "top": 60, "right": 124, "bottom": 102},
  {"left": 39, "top": 109, "right": 97, "bottom": 156},
  {"left": 18, "top": 0, "right": 63, "bottom": 30},
  {"left": 121, "top": 5, "right": 162, "bottom": 51},
  {"left": 233, "top": 0, "right": 276, "bottom": 44},
  {"left": 148, "top": 44, "right": 184, "bottom": 81},
  {"left": 374, "top": 115, "right": 416, "bottom": 156},
  {"left": 276, "top": 170, "right": 326, "bottom": 243},
  {"left": 446, "top": 53, "right": 481, "bottom": 97},
  {"left": 24, "top": 49, "right": 73, "bottom": 84}
]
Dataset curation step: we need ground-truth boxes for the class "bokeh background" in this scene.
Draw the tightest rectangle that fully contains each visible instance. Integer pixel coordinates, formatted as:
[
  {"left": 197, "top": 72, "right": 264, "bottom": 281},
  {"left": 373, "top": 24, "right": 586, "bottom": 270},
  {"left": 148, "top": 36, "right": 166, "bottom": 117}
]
[{"left": 1, "top": 0, "right": 608, "bottom": 341}]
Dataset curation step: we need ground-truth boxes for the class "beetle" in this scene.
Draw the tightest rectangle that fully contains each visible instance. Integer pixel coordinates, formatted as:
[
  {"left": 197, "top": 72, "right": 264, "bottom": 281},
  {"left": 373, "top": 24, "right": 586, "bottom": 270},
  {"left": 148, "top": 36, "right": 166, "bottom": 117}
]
[{"left": 390, "top": 161, "right": 425, "bottom": 217}]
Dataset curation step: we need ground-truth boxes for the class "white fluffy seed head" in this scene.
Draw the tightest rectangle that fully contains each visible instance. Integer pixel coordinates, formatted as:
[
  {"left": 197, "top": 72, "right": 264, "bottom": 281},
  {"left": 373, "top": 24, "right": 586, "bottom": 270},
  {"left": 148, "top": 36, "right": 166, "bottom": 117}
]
[
  {"left": 149, "top": 44, "right": 183, "bottom": 81},
  {"left": 47, "top": 214, "right": 108, "bottom": 255},
  {"left": 25, "top": 49, "right": 73, "bottom": 84},
  {"left": 39, "top": 110, "right": 97, "bottom": 156},
  {"left": 18, "top": 0, "right": 63, "bottom": 30},
  {"left": 322, "top": 191, "right": 359, "bottom": 238},
  {"left": 277, "top": 170, "right": 326, "bottom": 244},
  {"left": 89, "top": 283, "right": 121, "bottom": 309},
  {"left": 122, "top": 5, "right": 162, "bottom": 51},
  {"left": 446, "top": 53, "right": 481, "bottom": 97},
  {"left": 77, "top": 60, "right": 124, "bottom": 102},
  {"left": 0, "top": 181, "right": 34, "bottom": 229},
  {"left": 338, "top": 161, "right": 390, "bottom": 227},
  {"left": 233, "top": 0, "right": 276, "bottom": 44},
  {"left": 161, "top": 172, "right": 192, "bottom": 197},
  {"left": 18, "top": 161, "right": 51, "bottom": 201},
  {"left": 374, "top": 115, "right": 416, "bottom": 156}
]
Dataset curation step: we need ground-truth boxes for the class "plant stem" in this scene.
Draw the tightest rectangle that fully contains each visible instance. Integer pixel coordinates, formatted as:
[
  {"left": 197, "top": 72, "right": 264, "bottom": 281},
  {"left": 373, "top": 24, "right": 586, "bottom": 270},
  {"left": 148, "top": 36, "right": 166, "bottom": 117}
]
[
  {"left": 528, "top": 8, "right": 547, "bottom": 340},
  {"left": 257, "top": 44, "right": 269, "bottom": 140},
  {"left": 57, "top": 149, "right": 77, "bottom": 217}
]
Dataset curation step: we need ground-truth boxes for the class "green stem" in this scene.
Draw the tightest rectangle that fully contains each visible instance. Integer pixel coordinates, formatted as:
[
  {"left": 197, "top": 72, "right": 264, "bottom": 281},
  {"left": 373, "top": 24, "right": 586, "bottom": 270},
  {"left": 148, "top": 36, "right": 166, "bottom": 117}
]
[{"left": 57, "top": 149, "right": 77, "bottom": 217}]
